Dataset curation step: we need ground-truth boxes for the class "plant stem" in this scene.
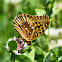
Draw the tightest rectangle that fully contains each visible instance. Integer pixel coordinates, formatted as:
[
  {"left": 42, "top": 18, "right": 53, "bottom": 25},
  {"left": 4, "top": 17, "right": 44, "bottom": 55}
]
[
  {"left": 10, "top": 52, "right": 13, "bottom": 62},
  {"left": 10, "top": 51, "right": 15, "bottom": 62},
  {"left": 48, "top": 26, "right": 49, "bottom": 39},
  {"left": 0, "top": 45, "right": 6, "bottom": 48},
  {"left": 28, "top": 42, "right": 36, "bottom": 49},
  {"left": 13, "top": 53, "right": 15, "bottom": 62}
]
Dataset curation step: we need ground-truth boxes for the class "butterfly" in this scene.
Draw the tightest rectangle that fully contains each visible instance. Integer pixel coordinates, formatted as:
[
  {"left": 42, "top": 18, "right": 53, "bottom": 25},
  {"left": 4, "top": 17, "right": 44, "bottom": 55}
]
[{"left": 13, "top": 14, "right": 50, "bottom": 45}]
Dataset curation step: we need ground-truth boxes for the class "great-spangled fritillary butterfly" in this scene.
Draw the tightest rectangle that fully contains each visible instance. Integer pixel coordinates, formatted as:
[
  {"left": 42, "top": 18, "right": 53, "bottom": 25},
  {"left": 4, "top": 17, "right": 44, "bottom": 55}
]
[{"left": 13, "top": 14, "right": 50, "bottom": 45}]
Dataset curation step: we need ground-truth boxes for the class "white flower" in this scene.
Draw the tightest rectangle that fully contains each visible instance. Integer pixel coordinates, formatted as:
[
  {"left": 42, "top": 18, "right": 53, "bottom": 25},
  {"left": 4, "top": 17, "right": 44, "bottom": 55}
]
[
  {"left": 57, "top": 39, "right": 62, "bottom": 47},
  {"left": 6, "top": 36, "right": 27, "bottom": 55},
  {"left": 6, "top": 38, "right": 13, "bottom": 50},
  {"left": 45, "top": 28, "right": 62, "bottom": 38},
  {"left": 5, "top": 0, "right": 22, "bottom": 4},
  {"left": 49, "top": 40, "right": 57, "bottom": 50}
]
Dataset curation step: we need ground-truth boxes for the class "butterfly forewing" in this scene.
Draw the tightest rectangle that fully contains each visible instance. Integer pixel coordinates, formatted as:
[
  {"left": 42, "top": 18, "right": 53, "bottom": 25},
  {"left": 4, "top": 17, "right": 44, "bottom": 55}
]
[
  {"left": 31, "top": 15, "right": 50, "bottom": 40},
  {"left": 13, "top": 14, "right": 35, "bottom": 41},
  {"left": 13, "top": 14, "right": 50, "bottom": 41}
]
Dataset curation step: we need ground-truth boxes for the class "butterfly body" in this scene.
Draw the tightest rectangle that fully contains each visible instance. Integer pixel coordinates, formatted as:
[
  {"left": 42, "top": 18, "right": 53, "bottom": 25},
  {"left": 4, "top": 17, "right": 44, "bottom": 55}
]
[{"left": 13, "top": 14, "right": 50, "bottom": 42}]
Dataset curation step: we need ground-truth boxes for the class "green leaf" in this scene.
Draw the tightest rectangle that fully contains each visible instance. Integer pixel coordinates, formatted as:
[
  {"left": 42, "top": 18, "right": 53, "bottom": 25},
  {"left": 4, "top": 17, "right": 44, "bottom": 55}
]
[
  {"left": 45, "top": 0, "right": 50, "bottom": 4},
  {"left": 2, "top": 48, "right": 10, "bottom": 62},
  {"left": 35, "top": 46, "right": 43, "bottom": 55},
  {"left": 16, "top": 55, "right": 32, "bottom": 62},
  {"left": 8, "top": 41, "right": 17, "bottom": 50},
  {"left": 27, "top": 48, "right": 35, "bottom": 61},
  {"left": 51, "top": 7, "right": 60, "bottom": 17},
  {"left": 32, "top": 60, "right": 38, "bottom": 62},
  {"left": 58, "top": 56, "right": 62, "bottom": 62},
  {"left": 35, "top": 47, "right": 44, "bottom": 62},
  {"left": 44, "top": 53, "right": 51, "bottom": 62},
  {"left": 35, "top": 35, "right": 49, "bottom": 51},
  {"left": 35, "top": 9, "right": 46, "bottom": 16}
]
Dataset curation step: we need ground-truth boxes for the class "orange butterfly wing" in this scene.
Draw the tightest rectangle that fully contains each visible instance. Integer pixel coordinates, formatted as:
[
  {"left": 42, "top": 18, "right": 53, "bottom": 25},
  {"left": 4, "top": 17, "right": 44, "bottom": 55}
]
[{"left": 13, "top": 14, "right": 50, "bottom": 41}]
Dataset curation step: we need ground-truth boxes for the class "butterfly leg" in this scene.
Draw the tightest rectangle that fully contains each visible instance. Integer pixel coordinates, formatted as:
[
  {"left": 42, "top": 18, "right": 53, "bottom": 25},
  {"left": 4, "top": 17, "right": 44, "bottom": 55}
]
[
  {"left": 20, "top": 38, "right": 31, "bottom": 45},
  {"left": 26, "top": 41, "right": 31, "bottom": 45}
]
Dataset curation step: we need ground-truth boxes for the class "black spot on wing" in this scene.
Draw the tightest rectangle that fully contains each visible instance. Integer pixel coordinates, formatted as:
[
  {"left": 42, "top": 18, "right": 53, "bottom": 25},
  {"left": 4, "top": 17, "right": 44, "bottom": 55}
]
[
  {"left": 40, "top": 25, "right": 42, "bottom": 26},
  {"left": 37, "top": 26, "right": 40, "bottom": 28},
  {"left": 37, "top": 33, "right": 38, "bottom": 36},
  {"left": 42, "top": 27, "right": 44, "bottom": 29},
  {"left": 35, "top": 35, "right": 36, "bottom": 37},
  {"left": 42, "top": 30, "right": 44, "bottom": 33},
  {"left": 35, "top": 22, "right": 37, "bottom": 24},
  {"left": 13, "top": 21, "right": 16, "bottom": 24},
  {"left": 19, "top": 25, "right": 20, "bottom": 27},
  {"left": 24, "top": 14, "right": 27, "bottom": 22},
  {"left": 39, "top": 32, "right": 41, "bottom": 34},
  {"left": 38, "top": 22, "right": 40, "bottom": 23},
  {"left": 35, "top": 27, "right": 37, "bottom": 30}
]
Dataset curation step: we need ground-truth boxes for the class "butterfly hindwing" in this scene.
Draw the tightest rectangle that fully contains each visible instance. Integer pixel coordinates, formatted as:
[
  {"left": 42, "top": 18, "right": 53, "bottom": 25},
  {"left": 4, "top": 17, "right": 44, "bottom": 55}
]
[{"left": 31, "top": 15, "right": 50, "bottom": 40}]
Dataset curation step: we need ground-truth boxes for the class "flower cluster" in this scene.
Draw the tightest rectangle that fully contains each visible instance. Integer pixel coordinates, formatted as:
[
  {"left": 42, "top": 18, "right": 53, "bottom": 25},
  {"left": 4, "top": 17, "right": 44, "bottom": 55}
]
[{"left": 6, "top": 37, "right": 27, "bottom": 55}]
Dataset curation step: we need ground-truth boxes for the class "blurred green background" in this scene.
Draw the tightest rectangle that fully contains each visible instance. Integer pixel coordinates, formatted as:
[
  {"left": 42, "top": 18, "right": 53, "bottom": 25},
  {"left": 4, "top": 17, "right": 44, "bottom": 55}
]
[{"left": 0, "top": 0, "right": 62, "bottom": 62}]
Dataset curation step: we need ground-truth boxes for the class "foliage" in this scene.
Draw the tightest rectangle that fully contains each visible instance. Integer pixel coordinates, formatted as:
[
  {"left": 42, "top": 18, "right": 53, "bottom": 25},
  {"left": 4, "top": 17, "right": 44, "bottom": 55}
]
[
  {"left": 8, "top": 41, "right": 17, "bottom": 50},
  {"left": 0, "top": 0, "right": 62, "bottom": 62}
]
